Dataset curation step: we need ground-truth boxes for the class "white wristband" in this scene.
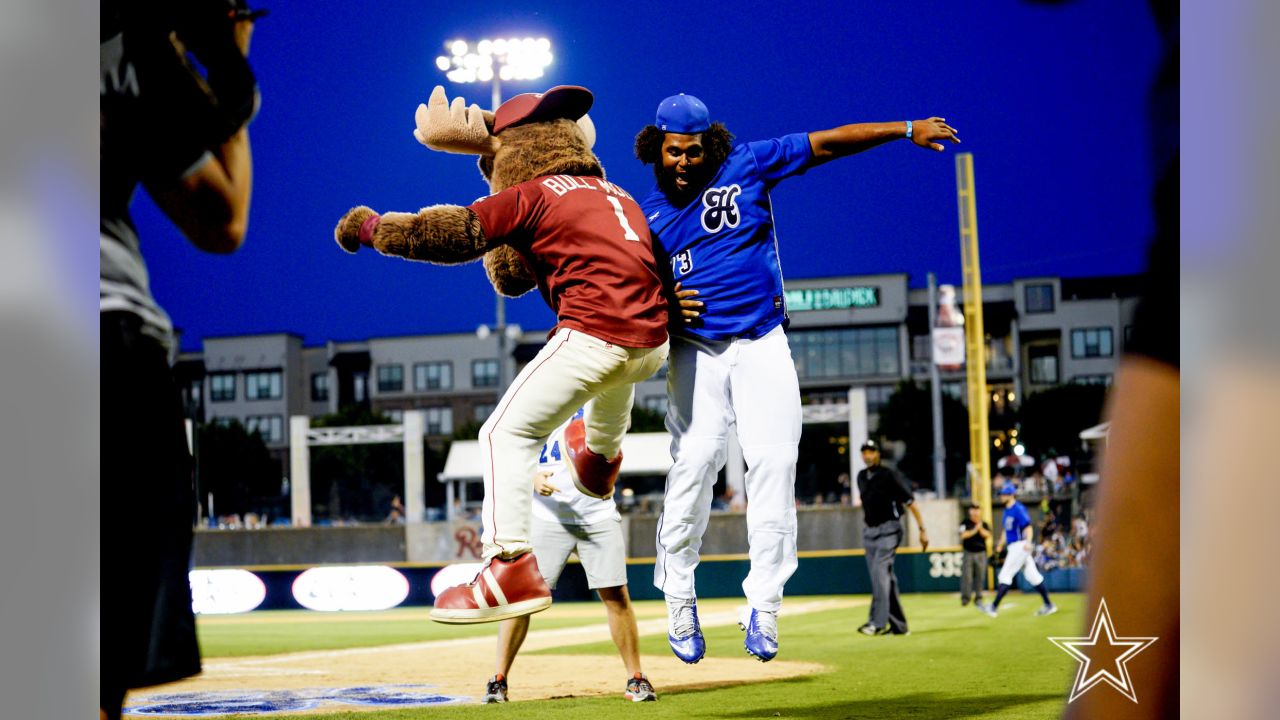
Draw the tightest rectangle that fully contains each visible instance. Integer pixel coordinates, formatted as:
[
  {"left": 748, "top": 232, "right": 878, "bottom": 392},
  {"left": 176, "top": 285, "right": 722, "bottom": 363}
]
[{"left": 905, "top": 120, "right": 913, "bottom": 139}]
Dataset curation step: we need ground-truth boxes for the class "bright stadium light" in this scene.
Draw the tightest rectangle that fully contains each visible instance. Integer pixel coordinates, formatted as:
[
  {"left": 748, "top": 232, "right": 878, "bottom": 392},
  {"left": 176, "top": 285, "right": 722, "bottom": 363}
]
[{"left": 436, "top": 36, "right": 554, "bottom": 111}]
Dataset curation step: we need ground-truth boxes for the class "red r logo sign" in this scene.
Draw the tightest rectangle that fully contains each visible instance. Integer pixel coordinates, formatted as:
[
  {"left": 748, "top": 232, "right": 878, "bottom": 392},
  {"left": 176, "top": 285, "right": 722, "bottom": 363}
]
[{"left": 453, "top": 526, "right": 483, "bottom": 559}]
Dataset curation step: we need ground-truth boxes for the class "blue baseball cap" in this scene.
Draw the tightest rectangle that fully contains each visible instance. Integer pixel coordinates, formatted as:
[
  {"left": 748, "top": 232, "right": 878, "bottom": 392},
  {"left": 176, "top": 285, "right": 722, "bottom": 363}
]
[
  {"left": 655, "top": 93, "right": 710, "bottom": 134},
  {"left": 998, "top": 483, "right": 1018, "bottom": 496}
]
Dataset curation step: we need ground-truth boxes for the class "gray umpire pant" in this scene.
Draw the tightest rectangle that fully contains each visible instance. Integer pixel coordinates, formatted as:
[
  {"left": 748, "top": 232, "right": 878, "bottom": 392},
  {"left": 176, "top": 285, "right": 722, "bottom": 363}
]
[
  {"left": 961, "top": 550, "right": 987, "bottom": 603},
  {"left": 863, "top": 519, "right": 908, "bottom": 632}
]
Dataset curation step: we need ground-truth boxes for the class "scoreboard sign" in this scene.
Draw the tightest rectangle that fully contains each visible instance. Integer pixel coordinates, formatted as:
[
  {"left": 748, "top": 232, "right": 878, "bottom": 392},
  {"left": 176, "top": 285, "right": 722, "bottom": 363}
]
[{"left": 785, "top": 286, "right": 880, "bottom": 311}]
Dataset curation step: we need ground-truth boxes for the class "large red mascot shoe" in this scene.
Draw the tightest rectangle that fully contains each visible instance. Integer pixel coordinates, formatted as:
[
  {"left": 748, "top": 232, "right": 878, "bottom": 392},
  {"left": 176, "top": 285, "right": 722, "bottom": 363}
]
[
  {"left": 429, "top": 552, "right": 552, "bottom": 624},
  {"left": 563, "top": 416, "right": 623, "bottom": 499}
]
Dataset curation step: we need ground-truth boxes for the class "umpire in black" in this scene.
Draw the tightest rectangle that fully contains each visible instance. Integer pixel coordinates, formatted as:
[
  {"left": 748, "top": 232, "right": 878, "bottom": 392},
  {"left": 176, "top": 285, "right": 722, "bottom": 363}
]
[{"left": 856, "top": 439, "right": 929, "bottom": 635}]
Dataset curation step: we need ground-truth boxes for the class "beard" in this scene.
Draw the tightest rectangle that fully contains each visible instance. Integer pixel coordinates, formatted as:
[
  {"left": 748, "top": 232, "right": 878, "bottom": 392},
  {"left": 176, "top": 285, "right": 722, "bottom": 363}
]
[{"left": 654, "top": 163, "right": 711, "bottom": 206}]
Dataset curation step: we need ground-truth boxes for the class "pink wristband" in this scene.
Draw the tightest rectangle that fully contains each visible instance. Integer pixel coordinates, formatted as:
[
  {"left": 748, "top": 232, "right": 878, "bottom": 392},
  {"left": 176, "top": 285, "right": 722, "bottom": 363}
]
[{"left": 358, "top": 214, "right": 382, "bottom": 246}]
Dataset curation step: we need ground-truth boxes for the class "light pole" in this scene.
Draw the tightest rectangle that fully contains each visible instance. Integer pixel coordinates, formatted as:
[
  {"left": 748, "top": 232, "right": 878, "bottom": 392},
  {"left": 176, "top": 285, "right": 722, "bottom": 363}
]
[{"left": 436, "top": 36, "right": 553, "bottom": 395}]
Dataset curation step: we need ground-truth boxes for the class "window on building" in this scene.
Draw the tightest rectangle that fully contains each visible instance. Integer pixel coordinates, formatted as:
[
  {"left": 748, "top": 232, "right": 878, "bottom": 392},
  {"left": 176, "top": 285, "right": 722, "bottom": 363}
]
[
  {"left": 1025, "top": 283, "right": 1055, "bottom": 313},
  {"left": 1072, "top": 374, "right": 1113, "bottom": 386},
  {"left": 472, "top": 359, "right": 500, "bottom": 388},
  {"left": 1028, "top": 345, "right": 1059, "bottom": 384},
  {"left": 643, "top": 395, "right": 669, "bottom": 416},
  {"left": 209, "top": 373, "right": 236, "bottom": 402},
  {"left": 245, "top": 370, "right": 283, "bottom": 400},
  {"left": 376, "top": 364, "right": 404, "bottom": 392},
  {"left": 425, "top": 406, "right": 454, "bottom": 435},
  {"left": 245, "top": 415, "right": 284, "bottom": 444},
  {"left": 865, "top": 384, "right": 896, "bottom": 415},
  {"left": 311, "top": 373, "right": 329, "bottom": 402},
  {"left": 788, "top": 326, "right": 901, "bottom": 379},
  {"left": 212, "top": 415, "right": 236, "bottom": 428},
  {"left": 385, "top": 409, "right": 404, "bottom": 423},
  {"left": 474, "top": 403, "right": 496, "bottom": 423},
  {"left": 414, "top": 361, "right": 453, "bottom": 391},
  {"left": 1070, "top": 328, "right": 1114, "bottom": 358},
  {"left": 353, "top": 372, "right": 368, "bottom": 404},
  {"left": 911, "top": 334, "right": 931, "bottom": 362}
]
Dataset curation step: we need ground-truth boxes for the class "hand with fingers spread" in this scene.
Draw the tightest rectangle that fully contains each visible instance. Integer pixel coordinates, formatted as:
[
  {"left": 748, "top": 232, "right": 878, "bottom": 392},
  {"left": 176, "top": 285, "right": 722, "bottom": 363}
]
[{"left": 909, "top": 117, "right": 961, "bottom": 152}]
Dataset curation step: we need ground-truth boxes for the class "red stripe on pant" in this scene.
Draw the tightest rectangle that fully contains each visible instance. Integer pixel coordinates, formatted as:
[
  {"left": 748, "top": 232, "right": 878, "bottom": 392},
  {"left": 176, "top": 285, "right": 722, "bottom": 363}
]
[{"left": 484, "top": 330, "right": 573, "bottom": 557}]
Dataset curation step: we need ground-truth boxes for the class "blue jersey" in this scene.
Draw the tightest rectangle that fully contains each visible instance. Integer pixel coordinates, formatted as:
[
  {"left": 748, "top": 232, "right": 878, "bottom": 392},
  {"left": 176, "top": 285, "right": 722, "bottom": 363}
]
[
  {"left": 1002, "top": 501, "right": 1032, "bottom": 544},
  {"left": 640, "top": 133, "right": 814, "bottom": 341}
]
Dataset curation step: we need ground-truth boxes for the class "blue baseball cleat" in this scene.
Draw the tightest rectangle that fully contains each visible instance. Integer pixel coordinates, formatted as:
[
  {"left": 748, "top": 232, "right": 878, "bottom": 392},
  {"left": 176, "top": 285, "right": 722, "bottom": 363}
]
[
  {"left": 739, "top": 607, "right": 778, "bottom": 662},
  {"left": 666, "top": 596, "right": 705, "bottom": 664}
]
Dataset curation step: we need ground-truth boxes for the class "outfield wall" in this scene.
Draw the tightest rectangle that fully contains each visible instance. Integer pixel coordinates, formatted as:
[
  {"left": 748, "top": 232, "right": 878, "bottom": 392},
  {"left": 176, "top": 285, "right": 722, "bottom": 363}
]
[
  {"left": 194, "top": 500, "right": 960, "bottom": 567},
  {"left": 208, "top": 548, "right": 991, "bottom": 611}
]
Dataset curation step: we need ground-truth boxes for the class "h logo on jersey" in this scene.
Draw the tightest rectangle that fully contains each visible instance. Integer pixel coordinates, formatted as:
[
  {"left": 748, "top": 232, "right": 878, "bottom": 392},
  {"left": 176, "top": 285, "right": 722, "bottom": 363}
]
[
  {"left": 672, "top": 250, "right": 694, "bottom": 277},
  {"left": 700, "top": 184, "right": 742, "bottom": 233}
]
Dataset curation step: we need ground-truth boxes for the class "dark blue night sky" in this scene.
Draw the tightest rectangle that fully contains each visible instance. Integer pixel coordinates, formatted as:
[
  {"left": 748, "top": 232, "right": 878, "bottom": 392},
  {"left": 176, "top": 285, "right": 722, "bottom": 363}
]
[{"left": 132, "top": 0, "right": 1162, "bottom": 351}]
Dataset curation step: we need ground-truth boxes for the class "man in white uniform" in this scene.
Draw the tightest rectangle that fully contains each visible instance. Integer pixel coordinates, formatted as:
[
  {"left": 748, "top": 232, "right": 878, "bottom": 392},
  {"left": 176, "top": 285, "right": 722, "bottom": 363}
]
[
  {"left": 634, "top": 94, "right": 959, "bottom": 662},
  {"left": 482, "top": 409, "right": 657, "bottom": 704}
]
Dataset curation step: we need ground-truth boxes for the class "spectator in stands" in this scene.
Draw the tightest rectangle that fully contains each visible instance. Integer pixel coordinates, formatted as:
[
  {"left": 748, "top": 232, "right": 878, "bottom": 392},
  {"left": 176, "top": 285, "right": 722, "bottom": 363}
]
[{"left": 385, "top": 495, "right": 406, "bottom": 525}]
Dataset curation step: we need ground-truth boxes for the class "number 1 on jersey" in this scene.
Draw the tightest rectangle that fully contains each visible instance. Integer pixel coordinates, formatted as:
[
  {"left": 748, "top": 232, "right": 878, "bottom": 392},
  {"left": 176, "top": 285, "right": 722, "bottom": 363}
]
[{"left": 606, "top": 195, "right": 641, "bottom": 242}]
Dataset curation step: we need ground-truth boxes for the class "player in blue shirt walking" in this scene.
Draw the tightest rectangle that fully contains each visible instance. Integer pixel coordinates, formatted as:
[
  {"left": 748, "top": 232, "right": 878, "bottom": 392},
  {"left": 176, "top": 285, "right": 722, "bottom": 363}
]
[
  {"left": 634, "top": 94, "right": 959, "bottom": 663},
  {"left": 981, "top": 483, "right": 1058, "bottom": 617}
]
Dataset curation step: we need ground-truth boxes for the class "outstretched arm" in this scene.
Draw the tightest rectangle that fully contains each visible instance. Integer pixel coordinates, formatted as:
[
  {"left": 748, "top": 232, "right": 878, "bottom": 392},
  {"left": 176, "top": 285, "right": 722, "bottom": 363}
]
[
  {"left": 808, "top": 117, "right": 960, "bottom": 165},
  {"left": 334, "top": 205, "right": 496, "bottom": 265}
]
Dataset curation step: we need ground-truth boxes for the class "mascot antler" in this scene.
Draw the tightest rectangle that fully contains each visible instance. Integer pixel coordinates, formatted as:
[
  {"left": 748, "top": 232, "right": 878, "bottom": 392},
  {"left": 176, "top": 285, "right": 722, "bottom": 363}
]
[{"left": 413, "top": 86, "right": 499, "bottom": 156}]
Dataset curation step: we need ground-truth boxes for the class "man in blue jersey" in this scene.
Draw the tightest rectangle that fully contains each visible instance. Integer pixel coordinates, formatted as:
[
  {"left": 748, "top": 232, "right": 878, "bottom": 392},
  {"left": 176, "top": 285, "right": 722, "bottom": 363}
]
[
  {"left": 634, "top": 94, "right": 959, "bottom": 663},
  {"left": 980, "top": 483, "right": 1058, "bottom": 617}
]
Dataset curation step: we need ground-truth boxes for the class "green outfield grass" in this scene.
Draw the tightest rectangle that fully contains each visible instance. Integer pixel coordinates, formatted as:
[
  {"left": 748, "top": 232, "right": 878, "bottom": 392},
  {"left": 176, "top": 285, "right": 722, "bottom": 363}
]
[{"left": 195, "top": 593, "right": 1084, "bottom": 719}]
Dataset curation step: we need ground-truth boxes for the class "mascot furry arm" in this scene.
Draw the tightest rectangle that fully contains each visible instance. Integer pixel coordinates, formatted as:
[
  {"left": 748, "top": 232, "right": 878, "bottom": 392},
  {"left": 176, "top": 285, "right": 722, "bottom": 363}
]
[{"left": 333, "top": 86, "right": 537, "bottom": 298}]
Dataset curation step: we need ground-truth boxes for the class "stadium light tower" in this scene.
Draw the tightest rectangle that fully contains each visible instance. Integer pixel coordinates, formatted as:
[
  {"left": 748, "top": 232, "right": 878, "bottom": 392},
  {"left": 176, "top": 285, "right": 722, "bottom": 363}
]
[
  {"left": 436, "top": 36, "right": 554, "bottom": 112},
  {"left": 436, "top": 36, "right": 553, "bottom": 395}
]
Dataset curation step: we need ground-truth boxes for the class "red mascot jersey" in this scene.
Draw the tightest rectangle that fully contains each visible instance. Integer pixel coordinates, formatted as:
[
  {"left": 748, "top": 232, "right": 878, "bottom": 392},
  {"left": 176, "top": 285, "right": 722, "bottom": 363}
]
[{"left": 469, "top": 174, "right": 669, "bottom": 348}]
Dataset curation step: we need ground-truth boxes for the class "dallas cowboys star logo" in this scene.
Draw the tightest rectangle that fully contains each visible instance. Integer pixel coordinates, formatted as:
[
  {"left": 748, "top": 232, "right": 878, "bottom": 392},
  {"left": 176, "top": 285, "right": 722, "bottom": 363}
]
[{"left": 1049, "top": 598, "right": 1159, "bottom": 703}]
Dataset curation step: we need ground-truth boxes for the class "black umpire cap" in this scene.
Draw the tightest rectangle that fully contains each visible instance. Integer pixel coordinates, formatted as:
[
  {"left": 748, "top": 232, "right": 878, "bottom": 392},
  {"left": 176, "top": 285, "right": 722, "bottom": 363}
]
[{"left": 860, "top": 439, "right": 880, "bottom": 452}]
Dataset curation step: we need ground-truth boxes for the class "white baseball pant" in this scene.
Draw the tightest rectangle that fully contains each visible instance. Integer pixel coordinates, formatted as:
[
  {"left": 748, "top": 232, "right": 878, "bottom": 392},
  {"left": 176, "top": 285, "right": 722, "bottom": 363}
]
[
  {"left": 997, "top": 540, "right": 1044, "bottom": 586},
  {"left": 479, "top": 328, "right": 668, "bottom": 560},
  {"left": 654, "top": 325, "right": 800, "bottom": 612}
]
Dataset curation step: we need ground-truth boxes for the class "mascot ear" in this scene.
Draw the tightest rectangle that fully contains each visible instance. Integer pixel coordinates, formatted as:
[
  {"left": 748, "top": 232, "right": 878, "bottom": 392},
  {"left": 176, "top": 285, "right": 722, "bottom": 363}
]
[
  {"left": 483, "top": 245, "right": 537, "bottom": 298},
  {"left": 576, "top": 113, "right": 596, "bottom": 149}
]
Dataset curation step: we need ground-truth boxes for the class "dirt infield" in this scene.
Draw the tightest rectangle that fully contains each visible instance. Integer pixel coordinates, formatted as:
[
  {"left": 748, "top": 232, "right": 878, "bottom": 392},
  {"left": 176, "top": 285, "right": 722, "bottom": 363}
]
[{"left": 128, "top": 598, "right": 863, "bottom": 716}]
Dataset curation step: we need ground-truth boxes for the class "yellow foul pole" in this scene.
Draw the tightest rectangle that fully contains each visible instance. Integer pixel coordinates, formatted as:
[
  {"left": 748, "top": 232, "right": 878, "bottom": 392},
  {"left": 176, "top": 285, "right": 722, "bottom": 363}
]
[{"left": 955, "top": 153, "right": 993, "bottom": 567}]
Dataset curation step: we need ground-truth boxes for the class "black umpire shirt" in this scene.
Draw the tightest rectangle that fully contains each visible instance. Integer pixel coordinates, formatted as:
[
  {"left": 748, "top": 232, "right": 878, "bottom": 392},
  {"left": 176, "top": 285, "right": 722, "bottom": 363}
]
[{"left": 857, "top": 464, "right": 914, "bottom": 528}]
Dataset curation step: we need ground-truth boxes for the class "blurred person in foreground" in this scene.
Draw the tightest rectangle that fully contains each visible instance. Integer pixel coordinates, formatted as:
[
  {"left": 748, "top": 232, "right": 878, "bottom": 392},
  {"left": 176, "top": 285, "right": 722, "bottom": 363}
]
[
  {"left": 1055, "top": 0, "right": 1177, "bottom": 717},
  {"left": 99, "top": 2, "right": 262, "bottom": 718}
]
